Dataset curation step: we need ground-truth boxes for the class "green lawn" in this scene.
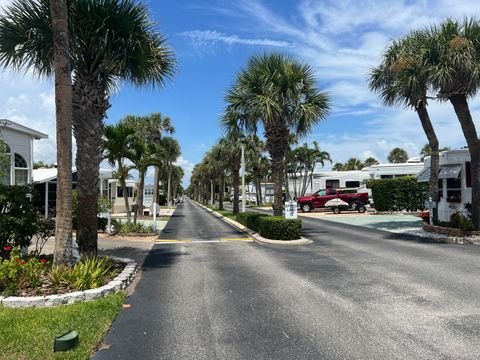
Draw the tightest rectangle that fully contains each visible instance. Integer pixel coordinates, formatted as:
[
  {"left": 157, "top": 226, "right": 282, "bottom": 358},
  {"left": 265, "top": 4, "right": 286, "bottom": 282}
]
[
  {"left": 206, "top": 206, "right": 236, "bottom": 220},
  {"left": 0, "top": 292, "right": 125, "bottom": 360}
]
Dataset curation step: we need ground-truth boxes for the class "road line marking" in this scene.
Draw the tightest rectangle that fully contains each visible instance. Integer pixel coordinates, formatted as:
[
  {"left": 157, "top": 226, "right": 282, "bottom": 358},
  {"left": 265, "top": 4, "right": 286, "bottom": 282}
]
[
  {"left": 156, "top": 239, "right": 192, "bottom": 243},
  {"left": 221, "top": 238, "right": 254, "bottom": 241}
]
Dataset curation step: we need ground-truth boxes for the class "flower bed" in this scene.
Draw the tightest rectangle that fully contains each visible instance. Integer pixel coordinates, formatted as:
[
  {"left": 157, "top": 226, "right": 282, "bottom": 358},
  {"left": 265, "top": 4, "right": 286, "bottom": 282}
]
[
  {"left": 423, "top": 223, "right": 480, "bottom": 237},
  {"left": 0, "top": 246, "right": 137, "bottom": 308}
]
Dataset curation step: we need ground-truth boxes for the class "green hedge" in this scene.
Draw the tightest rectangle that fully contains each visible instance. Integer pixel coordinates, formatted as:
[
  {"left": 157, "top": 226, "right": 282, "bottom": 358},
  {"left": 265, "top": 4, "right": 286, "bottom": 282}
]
[
  {"left": 366, "top": 176, "right": 427, "bottom": 212},
  {"left": 236, "top": 211, "right": 269, "bottom": 232},
  {"left": 258, "top": 216, "right": 302, "bottom": 240}
]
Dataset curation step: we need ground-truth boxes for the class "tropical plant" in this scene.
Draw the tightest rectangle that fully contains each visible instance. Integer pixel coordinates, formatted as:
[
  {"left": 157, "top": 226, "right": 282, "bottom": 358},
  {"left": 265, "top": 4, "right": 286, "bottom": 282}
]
[
  {"left": 103, "top": 122, "right": 135, "bottom": 222},
  {"left": 387, "top": 148, "right": 409, "bottom": 163},
  {"left": 369, "top": 33, "right": 441, "bottom": 222},
  {"left": 364, "top": 157, "right": 379, "bottom": 167},
  {"left": 331, "top": 162, "right": 345, "bottom": 171},
  {"left": 161, "top": 137, "right": 181, "bottom": 208},
  {"left": 0, "top": 0, "right": 176, "bottom": 255},
  {"left": 223, "top": 53, "right": 331, "bottom": 215},
  {"left": 420, "top": 144, "right": 450, "bottom": 160}
]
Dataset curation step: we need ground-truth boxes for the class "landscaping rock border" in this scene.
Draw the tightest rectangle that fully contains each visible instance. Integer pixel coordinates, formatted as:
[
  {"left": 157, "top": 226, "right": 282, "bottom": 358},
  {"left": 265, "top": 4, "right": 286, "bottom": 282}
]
[
  {"left": 196, "top": 202, "right": 312, "bottom": 245},
  {"left": 423, "top": 222, "right": 480, "bottom": 238},
  {"left": 0, "top": 256, "right": 137, "bottom": 308}
]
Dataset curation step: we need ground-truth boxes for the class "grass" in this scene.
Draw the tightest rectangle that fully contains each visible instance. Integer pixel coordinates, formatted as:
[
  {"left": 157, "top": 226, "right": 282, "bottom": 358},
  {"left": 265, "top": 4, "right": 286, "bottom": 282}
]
[
  {"left": 0, "top": 292, "right": 125, "bottom": 360},
  {"left": 205, "top": 205, "right": 237, "bottom": 221}
]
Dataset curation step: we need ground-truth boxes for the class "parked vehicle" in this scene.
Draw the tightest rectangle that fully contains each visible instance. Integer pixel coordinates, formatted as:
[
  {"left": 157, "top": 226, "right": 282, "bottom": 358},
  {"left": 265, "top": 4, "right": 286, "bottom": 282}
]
[
  {"left": 297, "top": 188, "right": 369, "bottom": 213},
  {"left": 229, "top": 193, "right": 257, "bottom": 204}
]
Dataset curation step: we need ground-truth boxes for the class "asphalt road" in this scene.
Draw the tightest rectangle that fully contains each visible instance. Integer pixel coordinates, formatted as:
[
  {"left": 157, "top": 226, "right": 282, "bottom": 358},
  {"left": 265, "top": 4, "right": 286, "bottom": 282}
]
[{"left": 94, "top": 199, "right": 480, "bottom": 360}]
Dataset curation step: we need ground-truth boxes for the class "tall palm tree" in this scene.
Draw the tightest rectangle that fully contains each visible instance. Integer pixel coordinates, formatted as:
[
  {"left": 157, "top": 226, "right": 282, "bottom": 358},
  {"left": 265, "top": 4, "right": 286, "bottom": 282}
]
[
  {"left": 218, "top": 136, "right": 242, "bottom": 214},
  {"left": 103, "top": 122, "right": 135, "bottom": 223},
  {"left": 343, "top": 158, "right": 365, "bottom": 171},
  {"left": 223, "top": 53, "right": 331, "bottom": 216},
  {"left": 369, "top": 33, "right": 440, "bottom": 221},
  {"left": 161, "top": 137, "right": 181, "bottom": 208},
  {"left": 421, "top": 19, "right": 480, "bottom": 227},
  {"left": 0, "top": 0, "right": 176, "bottom": 255},
  {"left": 332, "top": 163, "right": 345, "bottom": 171},
  {"left": 50, "top": 0, "right": 73, "bottom": 265},
  {"left": 420, "top": 144, "right": 450, "bottom": 161}
]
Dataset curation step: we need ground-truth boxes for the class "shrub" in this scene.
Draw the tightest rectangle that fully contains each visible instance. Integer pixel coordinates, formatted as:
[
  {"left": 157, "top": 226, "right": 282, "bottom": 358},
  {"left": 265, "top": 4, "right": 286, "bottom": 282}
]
[
  {"left": 258, "top": 216, "right": 302, "bottom": 240},
  {"left": 236, "top": 212, "right": 269, "bottom": 232},
  {"left": 0, "top": 185, "right": 37, "bottom": 249},
  {"left": 450, "top": 212, "right": 475, "bottom": 231},
  {"left": 366, "top": 177, "right": 428, "bottom": 212},
  {"left": 63, "top": 256, "right": 116, "bottom": 291},
  {"left": 30, "top": 217, "right": 55, "bottom": 257},
  {"left": 115, "top": 221, "right": 155, "bottom": 235},
  {"left": 0, "top": 247, "right": 50, "bottom": 296}
]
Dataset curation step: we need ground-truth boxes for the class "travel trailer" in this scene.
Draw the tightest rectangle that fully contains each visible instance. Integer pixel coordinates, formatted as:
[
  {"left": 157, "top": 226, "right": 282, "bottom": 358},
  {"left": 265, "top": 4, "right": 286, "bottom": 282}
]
[
  {"left": 368, "top": 159, "right": 424, "bottom": 179},
  {"left": 418, "top": 149, "right": 471, "bottom": 222}
]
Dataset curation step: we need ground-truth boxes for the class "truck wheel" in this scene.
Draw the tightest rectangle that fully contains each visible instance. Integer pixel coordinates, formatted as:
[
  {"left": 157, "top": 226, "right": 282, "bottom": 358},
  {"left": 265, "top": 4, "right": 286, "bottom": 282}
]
[
  {"left": 358, "top": 205, "right": 367, "bottom": 213},
  {"left": 333, "top": 207, "right": 341, "bottom": 214},
  {"left": 301, "top": 203, "right": 312, "bottom": 213}
]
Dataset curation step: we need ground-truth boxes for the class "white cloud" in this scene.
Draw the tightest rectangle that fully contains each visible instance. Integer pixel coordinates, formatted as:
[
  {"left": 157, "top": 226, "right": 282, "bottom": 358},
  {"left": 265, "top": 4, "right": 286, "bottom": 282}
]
[{"left": 179, "top": 30, "right": 291, "bottom": 49}]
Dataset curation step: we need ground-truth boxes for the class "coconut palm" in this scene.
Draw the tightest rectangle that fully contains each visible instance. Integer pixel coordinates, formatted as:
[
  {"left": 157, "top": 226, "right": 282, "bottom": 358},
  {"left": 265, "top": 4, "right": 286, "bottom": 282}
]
[
  {"left": 0, "top": 0, "right": 176, "bottom": 255},
  {"left": 223, "top": 53, "right": 330, "bottom": 215},
  {"left": 50, "top": 0, "right": 73, "bottom": 265},
  {"left": 103, "top": 122, "right": 135, "bottom": 223},
  {"left": 343, "top": 158, "right": 365, "bottom": 171},
  {"left": 369, "top": 33, "right": 441, "bottom": 221}
]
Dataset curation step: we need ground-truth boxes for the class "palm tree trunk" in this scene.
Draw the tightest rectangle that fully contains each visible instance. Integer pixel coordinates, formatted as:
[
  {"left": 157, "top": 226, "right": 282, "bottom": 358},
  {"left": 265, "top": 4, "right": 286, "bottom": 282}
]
[
  {"left": 120, "top": 177, "right": 131, "bottom": 223},
  {"left": 136, "top": 170, "right": 145, "bottom": 216},
  {"left": 153, "top": 165, "right": 160, "bottom": 208},
  {"left": 257, "top": 176, "right": 263, "bottom": 205},
  {"left": 266, "top": 123, "right": 288, "bottom": 216},
  {"left": 51, "top": 0, "right": 73, "bottom": 265},
  {"left": 167, "top": 162, "right": 172, "bottom": 208},
  {"left": 219, "top": 173, "right": 224, "bottom": 210},
  {"left": 73, "top": 75, "right": 109, "bottom": 257},
  {"left": 232, "top": 167, "right": 240, "bottom": 215},
  {"left": 416, "top": 102, "right": 439, "bottom": 223},
  {"left": 450, "top": 94, "right": 480, "bottom": 229}
]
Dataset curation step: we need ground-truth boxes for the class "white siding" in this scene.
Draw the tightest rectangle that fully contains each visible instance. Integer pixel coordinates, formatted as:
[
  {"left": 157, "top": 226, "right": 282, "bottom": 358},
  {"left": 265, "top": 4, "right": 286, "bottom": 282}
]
[{"left": 1, "top": 128, "right": 32, "bottom": 185}]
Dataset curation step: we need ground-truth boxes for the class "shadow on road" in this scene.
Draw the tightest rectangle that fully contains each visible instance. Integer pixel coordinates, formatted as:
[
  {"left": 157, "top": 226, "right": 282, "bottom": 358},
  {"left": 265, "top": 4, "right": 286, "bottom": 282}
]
[{"left": 141, "top": 247, "right": 189, "bottom": 270}]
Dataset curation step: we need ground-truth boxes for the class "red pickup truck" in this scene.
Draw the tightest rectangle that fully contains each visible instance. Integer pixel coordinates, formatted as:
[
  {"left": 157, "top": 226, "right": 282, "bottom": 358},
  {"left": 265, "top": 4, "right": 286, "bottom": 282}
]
[{"left": 297, "top": 188, "right": 369, "bottom": 213}]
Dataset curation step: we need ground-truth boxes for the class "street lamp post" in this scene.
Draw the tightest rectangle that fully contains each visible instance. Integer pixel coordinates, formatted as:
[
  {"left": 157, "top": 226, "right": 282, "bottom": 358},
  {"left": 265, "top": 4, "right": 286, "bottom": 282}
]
[{"left": 240, "top": 135, "right": 246, "bottom": 213}]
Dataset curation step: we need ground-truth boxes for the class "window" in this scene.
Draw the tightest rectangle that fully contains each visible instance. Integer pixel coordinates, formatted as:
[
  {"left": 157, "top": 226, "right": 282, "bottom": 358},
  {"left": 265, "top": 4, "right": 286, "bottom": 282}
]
[
  {"left": 325, "top": 179, "right": 339, "bottom": 189},
  {"left": 316, "top": 190, "right": 327, "bottom": 196},
  {"left": 438, "top": 179, "right": 443, "bottom": 199},
  {"left": 446, "top": 175, "right": 462, "bottom": 202},
  {"left": 117, "top": 186, "right": 133, "bottom": 198},
  {"left": 14, "top": 153, "right": 28, "bottom": 185},
  {"left": 380, "top": 175, "right": 393, "bottom": 179},
  {"left": 345, "top": 181, "right": 360, "bottom": 188}
]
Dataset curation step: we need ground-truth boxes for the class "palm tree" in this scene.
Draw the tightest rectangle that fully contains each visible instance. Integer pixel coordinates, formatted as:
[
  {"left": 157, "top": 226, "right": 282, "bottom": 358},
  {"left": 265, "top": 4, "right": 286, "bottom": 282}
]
[
  {"left": 0, "top": 0, "right": 176, "bottom": 255},
  {"left": 161, "top": 137, "right": 181, "bottom": 208},
  {"left": 364, "top": 157, "right": 379, "bottom": 167},
  {"left": 369, "top": 33, "right": 440, "bottom": 221},
  {"left": 420, "top": 144, "right": 450, "bottom": 161},
  {"left": 387, "top": 148, "right": 409, "bottom": 164},
  {"left": 332, "top": 163, "right": 345, "bottom": 171},
  {"left": 50, "top": 0, "right": 73, "bottom": 265},
  {"left": 218, "top": 136, "right": 242, "bottom": 214},
  {"left": 223, "top": 53, "right": 331, "bottom": 216},
  {"left": 343, "top": 158, "right": 365, "bottom": 171},
  {"left": 422, "top": 18, "right": 480, "bottom": 227},
  {"left": 103, "top": 122, "right": 135, "bottom": 223}
]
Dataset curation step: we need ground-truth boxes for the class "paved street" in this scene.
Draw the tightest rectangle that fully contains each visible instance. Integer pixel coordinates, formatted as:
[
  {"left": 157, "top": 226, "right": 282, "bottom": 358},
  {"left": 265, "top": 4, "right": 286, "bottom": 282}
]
[{"left": 95, "top": 199, "right": 480, "bottom": 360}]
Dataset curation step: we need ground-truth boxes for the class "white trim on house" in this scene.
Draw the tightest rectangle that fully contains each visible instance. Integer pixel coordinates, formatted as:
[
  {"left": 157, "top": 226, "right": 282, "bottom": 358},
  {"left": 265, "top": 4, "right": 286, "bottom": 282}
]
[{"left": 0, "top": 119, "right": 48, "bottom": 140}]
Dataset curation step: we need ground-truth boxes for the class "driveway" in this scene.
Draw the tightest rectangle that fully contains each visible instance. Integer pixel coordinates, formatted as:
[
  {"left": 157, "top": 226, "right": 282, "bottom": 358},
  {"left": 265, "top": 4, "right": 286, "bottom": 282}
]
[{"left": 94, "top": 199, "right": 480, "bottom": 359}]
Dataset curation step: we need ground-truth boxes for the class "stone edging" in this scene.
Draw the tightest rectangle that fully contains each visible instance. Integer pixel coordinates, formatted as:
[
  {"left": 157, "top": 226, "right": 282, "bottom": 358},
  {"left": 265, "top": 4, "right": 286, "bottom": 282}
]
[
  {"left": 0, "top": 256, "right": 137, "bottom": 308},
  {"left": 195, "top": 202, "right": 312, "bottom": 245},
  {"left": 423, "top": 223, "right": 480, "bottom": 239}
]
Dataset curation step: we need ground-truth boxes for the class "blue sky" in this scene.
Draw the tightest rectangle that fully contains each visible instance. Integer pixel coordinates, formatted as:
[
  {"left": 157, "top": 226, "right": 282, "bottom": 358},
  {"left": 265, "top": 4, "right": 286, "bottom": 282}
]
[{"left": 2, "top": 0, "right": 480, "bottom": 186}]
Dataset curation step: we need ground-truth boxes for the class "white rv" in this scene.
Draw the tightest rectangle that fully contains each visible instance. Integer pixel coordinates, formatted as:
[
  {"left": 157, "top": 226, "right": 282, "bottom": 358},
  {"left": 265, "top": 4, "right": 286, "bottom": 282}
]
[
  {"left": 418, "top": 149, "right": 471, "bottom": 222},
  {"left": 368, "top": 160, "right": 424, "bottom": 179}
]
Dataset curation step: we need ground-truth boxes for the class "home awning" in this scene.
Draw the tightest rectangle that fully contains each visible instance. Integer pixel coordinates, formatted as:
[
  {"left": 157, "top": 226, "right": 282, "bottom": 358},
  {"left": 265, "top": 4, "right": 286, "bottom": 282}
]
[
  {"left": 417, "top": 167, "right": 430, "bottom": 182},
  {"left": 438, "top": 164, "right": 462, "bottom": 179}
]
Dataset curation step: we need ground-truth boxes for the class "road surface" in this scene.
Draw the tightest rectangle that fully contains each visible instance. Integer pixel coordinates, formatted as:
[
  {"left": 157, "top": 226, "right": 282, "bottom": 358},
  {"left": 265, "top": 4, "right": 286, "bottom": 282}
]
[{"left": 94, "top": 199, "right": 480, "bottom": 359}]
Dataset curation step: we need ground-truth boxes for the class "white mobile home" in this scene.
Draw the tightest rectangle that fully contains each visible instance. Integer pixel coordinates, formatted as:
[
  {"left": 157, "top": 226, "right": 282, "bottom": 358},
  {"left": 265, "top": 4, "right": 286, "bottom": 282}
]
[
  {"left": 417, "top": 149, "right": 471, "bottom": 222},
  {"left": 33, "top": 167, "right": 112, "bottom": 217},
  {"left": 368, "top": 160, "right": 424, "bottom": 179},
  {"left": 0, "top": 119, "right": 48, "bottom": 185},
  {"left": 108, "top": 179, "right": 136, "bottom": 214}
]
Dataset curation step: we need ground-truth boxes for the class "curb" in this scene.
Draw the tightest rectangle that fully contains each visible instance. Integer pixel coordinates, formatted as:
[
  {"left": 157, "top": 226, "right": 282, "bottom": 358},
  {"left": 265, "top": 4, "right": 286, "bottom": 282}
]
[
  {"left": 0, "top": 256, "right": 137, "bottom": 308},
  {"left": 195, "top": 202, "right": 312, "bottom": 246}
]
